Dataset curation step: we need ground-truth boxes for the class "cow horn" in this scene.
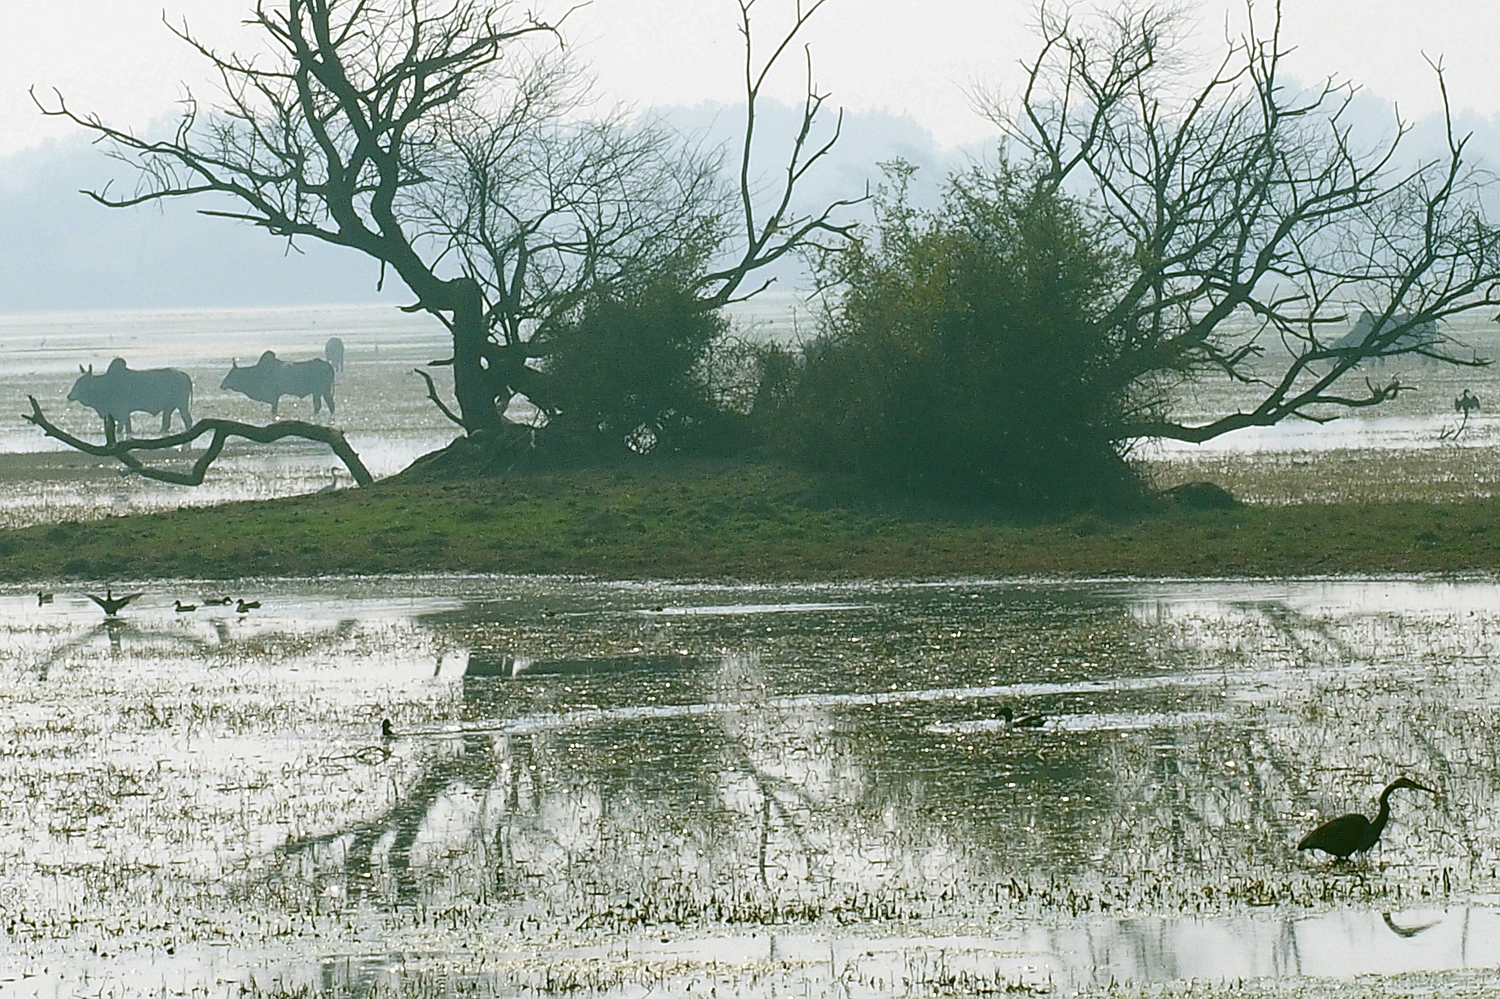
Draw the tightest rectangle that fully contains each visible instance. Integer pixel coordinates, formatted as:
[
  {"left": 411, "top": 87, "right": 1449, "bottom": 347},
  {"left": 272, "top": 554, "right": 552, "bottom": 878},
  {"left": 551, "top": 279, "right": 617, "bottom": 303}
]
[{"left": 79, "top": 365, "right": 86, "bottom": 374}]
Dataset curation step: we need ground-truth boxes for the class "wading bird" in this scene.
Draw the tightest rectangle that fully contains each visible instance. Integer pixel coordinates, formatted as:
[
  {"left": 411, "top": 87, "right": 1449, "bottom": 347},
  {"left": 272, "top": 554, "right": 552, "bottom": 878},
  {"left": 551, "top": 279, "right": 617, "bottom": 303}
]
[
  {"left": 1297, "top": 777, "right": 1437, "bottom": 859},
  {"left": 87, "top": 586, "right": 141, "bottom": 617}
]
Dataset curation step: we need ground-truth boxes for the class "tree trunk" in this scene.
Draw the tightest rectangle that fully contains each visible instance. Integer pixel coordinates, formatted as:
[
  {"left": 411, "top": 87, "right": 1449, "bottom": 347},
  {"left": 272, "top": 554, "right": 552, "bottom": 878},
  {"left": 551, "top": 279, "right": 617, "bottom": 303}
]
[{"left": 448, "top": 276, "right": 503, "bottom": 434}]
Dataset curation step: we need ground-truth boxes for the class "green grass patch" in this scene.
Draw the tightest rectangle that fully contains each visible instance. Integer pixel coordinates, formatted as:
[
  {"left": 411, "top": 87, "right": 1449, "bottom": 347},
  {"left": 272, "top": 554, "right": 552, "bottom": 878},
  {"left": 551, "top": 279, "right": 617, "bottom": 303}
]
[{"left": 1, "top": 458, "right": 1497, "bottom": 582}]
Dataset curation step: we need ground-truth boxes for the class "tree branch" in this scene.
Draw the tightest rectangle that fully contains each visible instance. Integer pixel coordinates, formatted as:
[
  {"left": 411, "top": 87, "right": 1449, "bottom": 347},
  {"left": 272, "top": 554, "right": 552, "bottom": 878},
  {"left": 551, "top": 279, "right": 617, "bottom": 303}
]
[
  {"left": 23, "top": 397, "right": 374, "bottom": 487},
  {"left": 411, "top": 368, "right": 466, "bottom": 428}
]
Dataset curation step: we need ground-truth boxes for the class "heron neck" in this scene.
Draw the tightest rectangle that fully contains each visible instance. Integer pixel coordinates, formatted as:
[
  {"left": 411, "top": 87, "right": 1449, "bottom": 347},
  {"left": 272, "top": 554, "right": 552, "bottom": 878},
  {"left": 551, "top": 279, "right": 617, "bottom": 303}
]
[{"left": 1370, "top": 788, "right": 1397, "bottom": 839}]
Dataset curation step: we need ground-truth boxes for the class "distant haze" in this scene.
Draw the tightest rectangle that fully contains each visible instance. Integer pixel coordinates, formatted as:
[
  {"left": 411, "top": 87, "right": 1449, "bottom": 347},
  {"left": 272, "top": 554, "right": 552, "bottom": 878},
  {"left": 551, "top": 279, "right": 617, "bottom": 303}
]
[
  {"left": 5, "top": 0, "right": 1500, "bottom": 313},
  {"left": 0, "top": 101, "right": 968, "bottom": 314},
  {"left": 5, "top": 95, "right": 1500, "bottom": 315}
]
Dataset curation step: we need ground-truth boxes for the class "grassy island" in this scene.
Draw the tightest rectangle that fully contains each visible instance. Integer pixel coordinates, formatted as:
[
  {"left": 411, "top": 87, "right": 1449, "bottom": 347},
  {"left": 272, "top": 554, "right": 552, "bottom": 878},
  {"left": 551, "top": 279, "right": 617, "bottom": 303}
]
[{"left": 1, "top": 459, "right": 1496, "bottom": 583}]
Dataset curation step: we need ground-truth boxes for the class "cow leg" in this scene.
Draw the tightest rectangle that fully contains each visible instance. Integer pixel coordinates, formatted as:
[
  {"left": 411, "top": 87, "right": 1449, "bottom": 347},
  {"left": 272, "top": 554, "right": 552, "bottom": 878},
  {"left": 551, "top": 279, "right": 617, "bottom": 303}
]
[
  {"left": 271, "top": 398, "right": 279, "bottom": 419},
  {"left": 160, "top": 411, "right": 171, "bottom": 434},
  {"left": 326, "top": 392, "right": 335, "bottom": 416}
]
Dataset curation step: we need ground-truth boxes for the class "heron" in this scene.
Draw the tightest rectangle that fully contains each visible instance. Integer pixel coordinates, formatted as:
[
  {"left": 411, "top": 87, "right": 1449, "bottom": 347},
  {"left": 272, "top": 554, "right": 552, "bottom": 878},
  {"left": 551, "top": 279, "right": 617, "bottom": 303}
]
[
  {"left": 87, "top": 586, "right": 142, "bottom": 617},
  {"left": 1297, "top": 777, "right": 1437, "bottom": 859}
]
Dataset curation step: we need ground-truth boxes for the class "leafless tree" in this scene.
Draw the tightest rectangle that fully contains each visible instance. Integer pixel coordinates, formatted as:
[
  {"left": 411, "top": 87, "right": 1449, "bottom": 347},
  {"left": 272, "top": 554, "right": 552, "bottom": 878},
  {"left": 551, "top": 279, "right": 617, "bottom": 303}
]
[
  {"left": 36, "top": 0, "right": 858, "bottom": 441},
  {"left": 980, "top": 1, "right": 1500, "bottom": 443}
]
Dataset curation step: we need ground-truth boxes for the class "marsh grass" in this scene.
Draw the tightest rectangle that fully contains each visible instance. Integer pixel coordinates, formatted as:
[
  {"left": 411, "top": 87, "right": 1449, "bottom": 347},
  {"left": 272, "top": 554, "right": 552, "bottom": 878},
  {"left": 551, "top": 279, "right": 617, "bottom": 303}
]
[{"left": 9, "top": 579, "right": 1500, "bottom": 996}]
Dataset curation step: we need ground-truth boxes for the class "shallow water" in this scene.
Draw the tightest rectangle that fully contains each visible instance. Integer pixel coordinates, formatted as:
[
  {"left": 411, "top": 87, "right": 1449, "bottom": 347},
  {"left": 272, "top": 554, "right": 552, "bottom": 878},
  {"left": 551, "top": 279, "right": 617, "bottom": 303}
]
[
  {"left": 1, "top": 302, "right": 1500, "bottom": 525},
  {"left": 4, "top": 575, "right": 1500, "bottom": 995}
]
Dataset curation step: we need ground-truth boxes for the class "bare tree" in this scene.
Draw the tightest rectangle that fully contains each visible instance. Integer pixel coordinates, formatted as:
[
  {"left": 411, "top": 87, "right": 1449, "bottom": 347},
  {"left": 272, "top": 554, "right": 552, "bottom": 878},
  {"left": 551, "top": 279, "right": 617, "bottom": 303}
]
[
  {"left": 980, "top": 1, "right": 1500, "bottom": 443},
  {"left": 36, "top": 0, "right": 859, "bottom": 444}
]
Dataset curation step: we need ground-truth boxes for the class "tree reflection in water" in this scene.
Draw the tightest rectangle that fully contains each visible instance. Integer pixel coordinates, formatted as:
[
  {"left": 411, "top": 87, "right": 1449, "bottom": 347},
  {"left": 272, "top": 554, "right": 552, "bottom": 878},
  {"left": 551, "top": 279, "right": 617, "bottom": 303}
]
[
  {"left": 261, "top": 581, "right": 1494, "bottom": 940},
  {"left": 8, "top": 579, "right": 1500, "bottom": 991}
]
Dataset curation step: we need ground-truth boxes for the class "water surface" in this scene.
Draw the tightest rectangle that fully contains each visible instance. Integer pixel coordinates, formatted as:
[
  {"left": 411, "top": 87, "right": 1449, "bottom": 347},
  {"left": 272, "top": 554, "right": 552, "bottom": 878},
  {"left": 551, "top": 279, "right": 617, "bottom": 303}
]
[{"left": 3, "top": 576, "right": 1500, "bottom": 995}]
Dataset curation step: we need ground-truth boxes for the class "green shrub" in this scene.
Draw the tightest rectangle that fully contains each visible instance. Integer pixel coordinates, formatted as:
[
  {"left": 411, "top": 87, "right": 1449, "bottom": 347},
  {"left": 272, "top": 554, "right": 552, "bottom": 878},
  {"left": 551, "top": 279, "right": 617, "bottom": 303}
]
[
  {"left": 540, "top": 279, "right": 737, "bottom": 455},
  {"left": 782, "top": 161, "right": 1158, "bottom": 509}
]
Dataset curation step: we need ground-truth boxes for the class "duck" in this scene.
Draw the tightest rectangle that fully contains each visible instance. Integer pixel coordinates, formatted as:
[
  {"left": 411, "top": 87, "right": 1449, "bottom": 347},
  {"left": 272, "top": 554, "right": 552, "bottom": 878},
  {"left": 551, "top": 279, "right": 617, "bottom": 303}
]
[
  {"left": 236, "top": 599, "right": 261, "bottom": 614},
  {"left": 174, "top": 600, "right": 197, "bottom": 612},
  {"left": 36, "top": 591, "right": 53, "bottom": 605},
  {"left": 999, "top": 705, "right": 1046, "bottom": 728},
  {"left": 87, "top": 586, "right": 142, "bottom": 617},
  {"left": 201, "top": 596, "right": 231, "bottom": 606}
]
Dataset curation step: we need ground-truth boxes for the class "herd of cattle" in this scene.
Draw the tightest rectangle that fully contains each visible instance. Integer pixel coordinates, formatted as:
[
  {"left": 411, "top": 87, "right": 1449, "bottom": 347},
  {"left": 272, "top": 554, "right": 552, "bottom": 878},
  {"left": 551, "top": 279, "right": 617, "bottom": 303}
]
[{"left": 66, "top": 337, "right": 344, "bottom": 438}]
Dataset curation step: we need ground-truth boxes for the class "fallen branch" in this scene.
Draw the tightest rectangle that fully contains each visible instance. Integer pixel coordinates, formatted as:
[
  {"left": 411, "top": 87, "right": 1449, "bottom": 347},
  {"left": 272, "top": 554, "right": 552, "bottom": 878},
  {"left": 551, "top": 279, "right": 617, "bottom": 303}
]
[{"left": 23, "top": 396, "right": 374, "bottom": 487}]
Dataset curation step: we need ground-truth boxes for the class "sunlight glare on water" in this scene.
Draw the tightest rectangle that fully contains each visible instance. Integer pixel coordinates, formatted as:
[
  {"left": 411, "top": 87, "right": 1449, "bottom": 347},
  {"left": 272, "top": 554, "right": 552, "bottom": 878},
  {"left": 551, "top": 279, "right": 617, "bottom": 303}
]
[
  {"left": 2, "top": 299, "right": 1500, "bottom": 522},
  {"left": 3, "top": 576, "right": 1500, "bottom": 995}
]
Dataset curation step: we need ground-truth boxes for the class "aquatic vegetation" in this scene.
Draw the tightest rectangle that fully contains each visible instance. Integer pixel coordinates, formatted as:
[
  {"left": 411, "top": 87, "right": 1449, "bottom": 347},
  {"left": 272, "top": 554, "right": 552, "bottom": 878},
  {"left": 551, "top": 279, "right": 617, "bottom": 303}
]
[{"left": 2, "top": 578, "right": 1500, "bottom": 996}]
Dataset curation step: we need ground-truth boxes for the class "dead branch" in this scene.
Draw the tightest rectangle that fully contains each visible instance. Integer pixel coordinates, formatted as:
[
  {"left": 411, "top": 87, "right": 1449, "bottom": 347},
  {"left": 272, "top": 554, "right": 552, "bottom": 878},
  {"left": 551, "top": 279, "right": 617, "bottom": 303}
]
[
  {"left": 973, "top": 3, "right": 1500, "bottom": 446},
  {"left": 24, "top": 397, "right": 374, "bottom": 487},
  {"left": 411, "top": 369, "right": 466, "bottom": 428}
]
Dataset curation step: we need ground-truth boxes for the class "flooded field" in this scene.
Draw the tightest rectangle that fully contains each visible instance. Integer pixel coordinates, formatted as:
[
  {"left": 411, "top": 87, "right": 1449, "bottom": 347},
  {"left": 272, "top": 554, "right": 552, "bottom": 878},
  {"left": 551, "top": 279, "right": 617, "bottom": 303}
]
[
  {"left": 1, "top": 300, "right": 1500, "bottom": 524},
  {"left": 4, "top": 576, "right": 1500, "bottom": 995},
  {"left": 0, "top": 297, "right": 813, "bottom": 527}
]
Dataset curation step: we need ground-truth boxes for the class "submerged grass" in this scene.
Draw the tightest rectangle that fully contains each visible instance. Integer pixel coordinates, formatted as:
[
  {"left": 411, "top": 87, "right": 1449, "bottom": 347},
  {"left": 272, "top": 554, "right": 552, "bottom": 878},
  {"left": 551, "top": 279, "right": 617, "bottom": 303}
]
[{"left": 0, "top": 458, "right": 1497, "bottom": 582}]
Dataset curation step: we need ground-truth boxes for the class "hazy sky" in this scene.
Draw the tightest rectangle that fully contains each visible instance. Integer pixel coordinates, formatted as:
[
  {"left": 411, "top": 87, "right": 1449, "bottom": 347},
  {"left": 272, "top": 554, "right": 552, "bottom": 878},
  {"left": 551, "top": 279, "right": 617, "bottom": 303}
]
[
  {"left": 7, "top": 0, "right": 1500, "bottom": 313},
  {"left": 6, "top": 0, "right": 1500, "bottom": 157}
]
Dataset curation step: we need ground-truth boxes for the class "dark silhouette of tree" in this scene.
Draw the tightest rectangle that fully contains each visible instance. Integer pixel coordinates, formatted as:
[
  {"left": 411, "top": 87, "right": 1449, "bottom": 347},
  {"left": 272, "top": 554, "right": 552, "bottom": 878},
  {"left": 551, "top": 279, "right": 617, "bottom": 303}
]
[
  {"left": 785, "top": 2, "right": 1500, "bottom": 507},
  {"left": 789, "top": 161, "right": 1142, "bottom": 506},
  {"left": 36, "top": 0, "right": 859, "bottom": 451},
  {"left": 982, "top": 2, "right": 1500, "bottom": 444}
]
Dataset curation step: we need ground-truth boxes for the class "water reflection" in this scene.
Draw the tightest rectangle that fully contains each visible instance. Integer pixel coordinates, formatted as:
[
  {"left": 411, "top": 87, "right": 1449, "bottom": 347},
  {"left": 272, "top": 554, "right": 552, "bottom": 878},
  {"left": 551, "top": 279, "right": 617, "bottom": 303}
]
[{"left": 8, "top": 577, "right": 1500, "bottom": 995}]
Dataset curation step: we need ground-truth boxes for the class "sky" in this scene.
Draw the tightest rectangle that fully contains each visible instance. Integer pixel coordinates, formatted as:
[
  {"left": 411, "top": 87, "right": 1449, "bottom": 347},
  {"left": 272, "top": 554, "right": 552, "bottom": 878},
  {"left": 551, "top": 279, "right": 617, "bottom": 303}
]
[
  {"left": 5, "top": 0, "right": 1500, "bottom": 311},
  {"left": 7, "top": 0, "right": 1500, "bottom": 157}
]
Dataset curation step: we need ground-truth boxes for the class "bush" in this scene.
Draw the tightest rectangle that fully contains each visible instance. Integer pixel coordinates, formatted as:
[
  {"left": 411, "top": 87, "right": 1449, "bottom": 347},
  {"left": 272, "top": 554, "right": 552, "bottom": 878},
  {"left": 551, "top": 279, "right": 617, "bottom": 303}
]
[
  {"left": 539, "top": 280, "right": 737, "bottom": 455},
  {"left": 781, "top": 161, "right": 1158, "bottom": 509}
]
